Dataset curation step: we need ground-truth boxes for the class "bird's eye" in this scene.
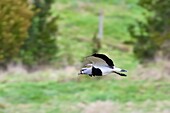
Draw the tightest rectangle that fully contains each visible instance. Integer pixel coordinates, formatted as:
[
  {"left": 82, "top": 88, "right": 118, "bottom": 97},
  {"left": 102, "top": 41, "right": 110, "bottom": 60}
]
[
  {"left": 80, "top": 69, "right": 85, "bottom": 73},
  {"left": 81, "top": 69, "right": 87, "bottom": 74}
]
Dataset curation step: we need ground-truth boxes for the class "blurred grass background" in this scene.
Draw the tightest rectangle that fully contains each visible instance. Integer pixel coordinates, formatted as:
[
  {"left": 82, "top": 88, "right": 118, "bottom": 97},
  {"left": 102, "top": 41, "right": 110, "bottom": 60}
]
[{"left": 0, "top": 0, "right": 170, "bottom": 113}]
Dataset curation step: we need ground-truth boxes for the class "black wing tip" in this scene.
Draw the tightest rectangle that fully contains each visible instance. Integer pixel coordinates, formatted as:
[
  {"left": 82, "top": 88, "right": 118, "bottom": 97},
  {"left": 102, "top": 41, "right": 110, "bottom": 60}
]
[{"left": 91, "top": 53, "right": 114, "bottom": 67}]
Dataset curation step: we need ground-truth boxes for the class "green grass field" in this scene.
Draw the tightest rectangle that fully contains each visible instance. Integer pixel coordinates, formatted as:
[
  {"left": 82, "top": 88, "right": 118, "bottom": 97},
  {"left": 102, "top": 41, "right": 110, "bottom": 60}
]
[{"left": 0, "top": 77, "right": 169, "bottom": 113}]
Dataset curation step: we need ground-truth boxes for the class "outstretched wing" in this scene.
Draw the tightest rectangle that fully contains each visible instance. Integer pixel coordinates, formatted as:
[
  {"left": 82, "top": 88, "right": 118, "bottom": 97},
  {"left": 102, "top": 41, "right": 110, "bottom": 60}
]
[{"left": 83, "top": 53, "right": 114, "bottom": 68}]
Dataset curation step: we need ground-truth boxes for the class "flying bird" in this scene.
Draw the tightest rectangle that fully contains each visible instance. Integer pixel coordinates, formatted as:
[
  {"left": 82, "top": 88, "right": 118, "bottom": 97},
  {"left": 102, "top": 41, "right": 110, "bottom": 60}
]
[{"left": 78, "top": 53, "right": 127, "bottom": 77}]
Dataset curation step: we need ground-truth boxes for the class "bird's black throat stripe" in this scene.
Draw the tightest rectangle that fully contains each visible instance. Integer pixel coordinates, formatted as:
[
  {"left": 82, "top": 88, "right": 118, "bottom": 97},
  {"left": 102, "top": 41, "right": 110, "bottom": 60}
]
[
  {"left": 92, "top": 53, "right": 114, "bottom": 68},
  {"left": 91, "top": 66, "right": 102, "bottom": 76}
]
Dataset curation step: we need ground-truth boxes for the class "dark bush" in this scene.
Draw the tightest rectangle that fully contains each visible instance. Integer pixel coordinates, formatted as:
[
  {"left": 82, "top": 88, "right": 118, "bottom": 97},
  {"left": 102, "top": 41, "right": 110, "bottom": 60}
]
[
  {"left": 0, "top": 0, "right": 34, "bottom": 64},
  {"left": 19, "top": 0, "right": 58, "bottom": 66},
  {"left": 129, "top": 0, "right": 170, "bottom": 62}
]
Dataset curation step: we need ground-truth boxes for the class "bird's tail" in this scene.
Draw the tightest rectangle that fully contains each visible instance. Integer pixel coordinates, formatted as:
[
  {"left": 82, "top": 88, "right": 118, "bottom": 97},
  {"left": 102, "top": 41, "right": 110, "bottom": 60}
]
[
  {"left": 113, "top": 67, "right": 127, "bottom": 72},
  {"left": 112, "top": 67, "right": 127, "bottom": 76}
]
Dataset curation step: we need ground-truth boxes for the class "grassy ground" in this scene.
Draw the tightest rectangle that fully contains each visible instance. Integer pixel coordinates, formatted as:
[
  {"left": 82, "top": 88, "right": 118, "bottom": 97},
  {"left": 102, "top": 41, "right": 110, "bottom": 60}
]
[
  {"left": 0, "top": 65, "right": 170, "bottom": 113},
  {"left": 0, "top": 76, "right": 169, "bottom": 113}
]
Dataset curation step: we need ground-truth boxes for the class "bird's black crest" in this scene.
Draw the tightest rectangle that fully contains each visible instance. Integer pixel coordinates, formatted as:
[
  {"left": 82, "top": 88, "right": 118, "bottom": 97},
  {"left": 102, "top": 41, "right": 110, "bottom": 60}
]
[
  {"left": 92, "top": 67, "right": 102, "bottom": 76},
  {"left": 92, "top": 53, "right": 114, "bottom": 67}
]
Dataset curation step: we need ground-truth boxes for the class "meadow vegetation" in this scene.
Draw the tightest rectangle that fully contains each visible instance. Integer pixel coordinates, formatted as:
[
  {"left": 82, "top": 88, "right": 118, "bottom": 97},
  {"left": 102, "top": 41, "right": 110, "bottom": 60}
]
[{"left": 0, "top": 0, "right": 170, "bottom": 113}]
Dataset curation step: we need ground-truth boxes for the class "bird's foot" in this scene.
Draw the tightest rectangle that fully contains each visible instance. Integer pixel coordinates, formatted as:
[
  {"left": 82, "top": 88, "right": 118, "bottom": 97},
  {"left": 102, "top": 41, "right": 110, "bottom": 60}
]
[{"left": 89, "top": 74, "right": 92, "bottom": 77}]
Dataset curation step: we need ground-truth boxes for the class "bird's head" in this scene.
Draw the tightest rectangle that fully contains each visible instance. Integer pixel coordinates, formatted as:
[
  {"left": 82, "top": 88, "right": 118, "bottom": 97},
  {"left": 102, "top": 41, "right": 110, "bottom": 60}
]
[
  {"left": 78, "top": 69, "right": 86, "bottom": 75},
  {"left": 78, "top": 66, "right": 92, "bottom": 75}
]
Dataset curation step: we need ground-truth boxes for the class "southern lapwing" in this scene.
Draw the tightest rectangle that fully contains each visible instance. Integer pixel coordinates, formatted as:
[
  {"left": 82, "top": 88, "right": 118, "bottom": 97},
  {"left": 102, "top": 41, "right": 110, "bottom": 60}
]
[{"left": 78, "top": 53, "right": 127, "bottom": 77}]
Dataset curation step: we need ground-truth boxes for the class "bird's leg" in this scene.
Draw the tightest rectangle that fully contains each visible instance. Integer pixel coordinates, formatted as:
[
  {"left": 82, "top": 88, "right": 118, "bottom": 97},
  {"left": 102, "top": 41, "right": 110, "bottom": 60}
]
[
  {"left": 113, "top": 71, "right": 127, "bottom": 76},
  {"left": 89, "top": 74, "right": 92, "bottom": 77}
]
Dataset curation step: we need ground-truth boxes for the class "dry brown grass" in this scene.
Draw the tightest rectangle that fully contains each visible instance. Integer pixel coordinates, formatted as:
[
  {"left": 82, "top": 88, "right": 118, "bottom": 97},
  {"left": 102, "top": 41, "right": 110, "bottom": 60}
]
[
  {"left": 78, "top": 100, "right": 170, "bottom": 113},
  {"left": 1, "top": 58, "right": 170, "bottom": 82},
  {"left": 0, "top": 63, "right": 79, "bottom": 82},
  {"left": 131, "top": 58, "right": 170, "bottom": 81}
]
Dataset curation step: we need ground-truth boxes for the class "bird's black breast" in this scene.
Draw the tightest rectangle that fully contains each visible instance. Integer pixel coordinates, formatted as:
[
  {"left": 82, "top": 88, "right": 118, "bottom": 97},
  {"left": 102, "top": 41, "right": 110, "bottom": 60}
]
[{"left": 92, "top": 67, "right": 102, "bottom": 76}]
